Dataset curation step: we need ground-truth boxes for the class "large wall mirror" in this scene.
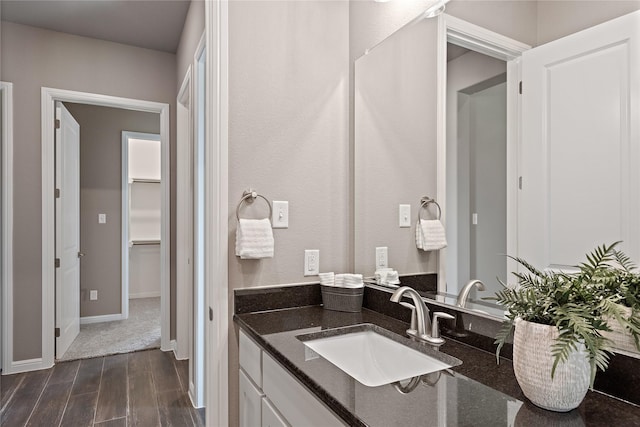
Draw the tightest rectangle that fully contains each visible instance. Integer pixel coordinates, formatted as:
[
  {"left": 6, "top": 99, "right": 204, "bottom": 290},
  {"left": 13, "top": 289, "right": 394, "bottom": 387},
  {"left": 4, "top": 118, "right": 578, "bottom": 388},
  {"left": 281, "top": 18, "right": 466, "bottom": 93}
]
[{"left": 354, "top": 5, "right": 640, "bottom": 320}]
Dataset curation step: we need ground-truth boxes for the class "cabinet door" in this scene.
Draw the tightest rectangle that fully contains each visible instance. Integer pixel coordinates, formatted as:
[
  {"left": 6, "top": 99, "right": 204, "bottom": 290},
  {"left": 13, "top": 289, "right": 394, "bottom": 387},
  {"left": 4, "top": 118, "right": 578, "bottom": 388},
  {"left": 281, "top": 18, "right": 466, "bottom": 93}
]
[
  {"left": 240, "top": 369, "right": 264, "bottom": 427},
  {"left": 520, "top": 11, "right": 640, "bottom": 270},
  {"left": 262, "top": 398, "right": 289, "bottom": 427}
]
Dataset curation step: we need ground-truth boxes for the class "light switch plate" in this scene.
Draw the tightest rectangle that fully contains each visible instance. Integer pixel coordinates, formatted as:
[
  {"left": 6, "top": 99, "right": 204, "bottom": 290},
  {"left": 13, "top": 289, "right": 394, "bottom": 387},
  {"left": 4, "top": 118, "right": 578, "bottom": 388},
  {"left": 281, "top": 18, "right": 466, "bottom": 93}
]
[
  {"left": 304, "top": 249, "right": 319, "bottom": 276},
  {"left": 272, "top": 201, "right": 289, "bottom": 228},
  {"left": 98, "top": 213, "right": 106, "bottom": 224},
  {"left": 90, "top": 290, "right": 98, "bottom": 300},
  {"left": 376, "top": 247, "right": 388, "bottom": 269},
  {"left": 399, "top": 204, "right": 411, "bottom": 227}
]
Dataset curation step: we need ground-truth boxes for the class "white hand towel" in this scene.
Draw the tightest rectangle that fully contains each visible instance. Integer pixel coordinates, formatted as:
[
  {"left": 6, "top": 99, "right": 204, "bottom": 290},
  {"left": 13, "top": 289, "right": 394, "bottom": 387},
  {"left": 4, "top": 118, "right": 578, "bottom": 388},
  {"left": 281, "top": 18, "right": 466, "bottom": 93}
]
[
  {"left": 235, "top": 218, "right": 274, "bottom": 259},
  {"left": 416, "top": 219, "right": 447, "bottom": 251}
]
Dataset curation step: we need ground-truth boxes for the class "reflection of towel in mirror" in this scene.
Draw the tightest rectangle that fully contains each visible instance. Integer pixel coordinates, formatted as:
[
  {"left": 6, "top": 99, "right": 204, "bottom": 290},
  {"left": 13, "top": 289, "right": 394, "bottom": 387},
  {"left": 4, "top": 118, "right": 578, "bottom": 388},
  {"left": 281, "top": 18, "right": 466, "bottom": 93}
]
[
  {"left": 416, "top": 219, "right": 447, "bottom": 251},
  {"left": 235, "top": 218, "right": 274, "bottom": 259}
]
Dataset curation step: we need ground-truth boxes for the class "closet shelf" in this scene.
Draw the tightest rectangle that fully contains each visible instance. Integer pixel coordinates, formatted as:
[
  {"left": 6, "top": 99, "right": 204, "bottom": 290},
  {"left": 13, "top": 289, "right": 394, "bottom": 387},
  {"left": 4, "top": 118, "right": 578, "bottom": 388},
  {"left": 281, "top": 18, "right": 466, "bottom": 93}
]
[{"left": 130, "top": 178, "right": 161, "bottom": 184}]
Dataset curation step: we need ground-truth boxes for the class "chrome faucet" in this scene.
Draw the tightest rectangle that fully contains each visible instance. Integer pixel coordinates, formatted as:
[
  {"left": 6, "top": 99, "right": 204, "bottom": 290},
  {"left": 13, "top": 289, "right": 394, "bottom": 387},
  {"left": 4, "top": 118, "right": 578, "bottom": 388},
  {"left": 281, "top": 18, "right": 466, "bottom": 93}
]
[
  {"left": 456, "top": 279, "right": 486, "bottom": 308},
  {"left": 390, "top": 286, "right": 454, "bottom": 346}
]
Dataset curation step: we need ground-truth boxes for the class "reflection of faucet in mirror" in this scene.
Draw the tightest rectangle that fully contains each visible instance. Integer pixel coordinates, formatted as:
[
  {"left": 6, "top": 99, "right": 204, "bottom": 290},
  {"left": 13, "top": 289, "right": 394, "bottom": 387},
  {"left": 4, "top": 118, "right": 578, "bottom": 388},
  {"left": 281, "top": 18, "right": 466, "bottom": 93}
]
[
  {"left": 392, "top": 370, "right": 444, "bottom": 395},
  {"left": 456, "top": 280, "right": 485, "bottom": 308},
  {"left": 390, "top": 286, "right": 454, "bottom": 346}
]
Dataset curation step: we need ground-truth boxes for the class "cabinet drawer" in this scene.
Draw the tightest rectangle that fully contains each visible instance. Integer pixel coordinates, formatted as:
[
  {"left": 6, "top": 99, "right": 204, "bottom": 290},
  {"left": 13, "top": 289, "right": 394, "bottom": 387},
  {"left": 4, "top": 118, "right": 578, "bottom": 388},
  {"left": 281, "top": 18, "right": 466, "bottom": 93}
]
[
  {"left": 262, "top": 397, "right": 289, "bottom": 427},
  {"left": 262, "top": 353, "right": 344, "bottom": 426},
  {"left": 239, "top": 329, "right": 262, "bottom": 388}
]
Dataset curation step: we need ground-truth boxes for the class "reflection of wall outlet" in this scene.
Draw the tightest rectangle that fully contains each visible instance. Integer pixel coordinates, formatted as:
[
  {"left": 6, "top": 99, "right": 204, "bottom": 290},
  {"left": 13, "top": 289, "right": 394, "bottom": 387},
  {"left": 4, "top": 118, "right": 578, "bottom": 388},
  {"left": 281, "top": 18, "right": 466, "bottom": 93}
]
[
  {"left": 376, "top": 247, "right": 388, "bottom": 269},
  {"left": 90, "top": 290, "right": 98, "bottom": 300},
  {"left": 304, "top": 249, "right": 319, "bottom": 276}
]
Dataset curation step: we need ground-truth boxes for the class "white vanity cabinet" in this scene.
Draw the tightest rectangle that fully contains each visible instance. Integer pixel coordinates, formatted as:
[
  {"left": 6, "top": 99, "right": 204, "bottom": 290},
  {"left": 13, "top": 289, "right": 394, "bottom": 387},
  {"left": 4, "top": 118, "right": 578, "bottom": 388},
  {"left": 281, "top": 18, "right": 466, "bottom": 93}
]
[{"left": 238, "top": 330, "right": 345, "bottom": 427}]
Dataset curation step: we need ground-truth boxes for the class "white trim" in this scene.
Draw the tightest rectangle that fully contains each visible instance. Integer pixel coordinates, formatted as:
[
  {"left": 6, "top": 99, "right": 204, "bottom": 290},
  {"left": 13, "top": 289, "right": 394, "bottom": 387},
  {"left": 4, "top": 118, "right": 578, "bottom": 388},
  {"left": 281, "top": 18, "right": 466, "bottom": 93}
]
[
  {"left": 206, "top": 1, "right": 229, "bottom": 425},
  {"left": 4, "top": 358, "right": 50, "bottom": 375},
  {"left": 80, "top": 313, "right": 125, "bottom": 325},
  {"left": 121, "top": 130, "right": 162, "bottom": 323},
  {"left": 176, "top": 66, "right": 193, "bottom": 361},
  {"left": 41, "top": 87, "right": 170, "bottom": 368},
  {"left": 129, "top": 291, "right": 162, "bottom": 299},
  {"left": 191, "top": 30, "right": 207, "bottom": 411},
  {"left": 1, "top": 82, "right": 14, "bottom": 374},
  {"left": 436, "top": 14, "right": 530, "bottom": 293}
]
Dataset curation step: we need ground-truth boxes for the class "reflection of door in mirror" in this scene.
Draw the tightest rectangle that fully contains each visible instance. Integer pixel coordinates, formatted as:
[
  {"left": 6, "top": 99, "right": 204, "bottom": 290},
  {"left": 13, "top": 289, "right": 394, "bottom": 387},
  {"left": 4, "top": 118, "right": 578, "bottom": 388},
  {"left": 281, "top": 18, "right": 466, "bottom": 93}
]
[{"left": 445, "top": 43, "right": 507, "bottom": 300}]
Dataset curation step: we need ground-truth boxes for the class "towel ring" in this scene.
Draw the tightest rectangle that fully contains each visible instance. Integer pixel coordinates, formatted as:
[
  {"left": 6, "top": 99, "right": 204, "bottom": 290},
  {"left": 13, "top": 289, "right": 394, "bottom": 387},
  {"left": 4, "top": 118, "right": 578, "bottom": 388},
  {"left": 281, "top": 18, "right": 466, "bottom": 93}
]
[
  {"left": 419, "top": 196, "right": 442, "bottom": 220},
  {"left": 236, "top": 189, "right": 273, "bottom": 222}
]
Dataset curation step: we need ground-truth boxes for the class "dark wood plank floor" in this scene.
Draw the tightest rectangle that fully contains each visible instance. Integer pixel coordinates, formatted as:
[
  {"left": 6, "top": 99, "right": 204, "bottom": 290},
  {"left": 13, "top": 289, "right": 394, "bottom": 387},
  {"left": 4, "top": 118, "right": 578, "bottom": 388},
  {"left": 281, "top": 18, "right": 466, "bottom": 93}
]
[{"left": 0, "top": 349, "right": 205, "bottom": 427}]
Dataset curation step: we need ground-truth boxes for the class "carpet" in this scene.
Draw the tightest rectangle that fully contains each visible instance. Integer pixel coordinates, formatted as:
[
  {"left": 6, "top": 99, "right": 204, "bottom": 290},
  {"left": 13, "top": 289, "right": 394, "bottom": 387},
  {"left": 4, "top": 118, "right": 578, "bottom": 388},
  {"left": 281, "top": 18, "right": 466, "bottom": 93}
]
[{"left": 58, "top": 297, "right": 161, "bottom": 361}]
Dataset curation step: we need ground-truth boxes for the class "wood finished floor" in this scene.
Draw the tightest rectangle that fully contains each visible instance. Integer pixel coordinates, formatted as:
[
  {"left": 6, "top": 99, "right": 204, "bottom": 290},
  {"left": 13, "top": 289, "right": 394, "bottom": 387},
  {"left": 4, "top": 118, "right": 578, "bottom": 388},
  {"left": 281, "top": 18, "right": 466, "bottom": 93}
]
[{"left": 0, "top": 349, "right": 205, "bottom": 427}]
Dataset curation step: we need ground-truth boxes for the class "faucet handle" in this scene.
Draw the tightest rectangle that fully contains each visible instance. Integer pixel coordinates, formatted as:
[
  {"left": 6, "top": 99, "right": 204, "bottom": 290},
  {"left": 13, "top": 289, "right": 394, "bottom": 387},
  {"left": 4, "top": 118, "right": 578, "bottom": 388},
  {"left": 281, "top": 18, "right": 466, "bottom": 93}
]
[
  {"left": 429, "top": 312, "right": 455, "bottom": 344},
  {"left": 399, "top": 302, "right": 418, "bottom": 335}
]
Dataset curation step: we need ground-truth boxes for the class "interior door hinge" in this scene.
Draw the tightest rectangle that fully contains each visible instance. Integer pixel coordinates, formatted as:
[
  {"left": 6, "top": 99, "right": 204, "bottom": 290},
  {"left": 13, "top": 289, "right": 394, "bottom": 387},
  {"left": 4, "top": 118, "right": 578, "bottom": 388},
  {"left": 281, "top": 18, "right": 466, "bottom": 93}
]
[
  {"left": 55, "top": 258, "right": 61, "bottom": 268},
  {"left": 209, "top": 307, "right": 214, "bottom": 321},
  {"left": 519, "top": 81, "right": 523, "bottom": 94},
  {"left": 55, "top": 119, "right": 61, "bottom": 129},
  {"left": 519, "top": 176, "right": 523, "bottom": 190},
  {"left": 55, "top": 188, "right": 61, "bottom": 198},
  {"left": 55, "top": 327, "right": 61, "bottom": 338}
]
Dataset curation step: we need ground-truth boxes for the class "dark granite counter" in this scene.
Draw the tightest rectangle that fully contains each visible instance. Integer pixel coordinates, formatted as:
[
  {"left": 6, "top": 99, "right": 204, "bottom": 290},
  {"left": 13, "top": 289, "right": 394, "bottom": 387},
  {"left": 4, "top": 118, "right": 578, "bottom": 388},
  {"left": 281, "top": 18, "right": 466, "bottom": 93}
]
[{"left": 235, "top": 305, "right": 640, "bottom": 426}]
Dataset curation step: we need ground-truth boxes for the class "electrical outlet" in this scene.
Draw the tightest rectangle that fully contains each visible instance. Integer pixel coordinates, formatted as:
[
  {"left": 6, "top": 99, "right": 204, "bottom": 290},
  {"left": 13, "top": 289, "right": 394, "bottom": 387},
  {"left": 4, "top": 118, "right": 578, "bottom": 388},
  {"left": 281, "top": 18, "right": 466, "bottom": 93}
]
[
  {"left": 304, "top": 249, "right": 320, "bottom": 276},
  {"left": 376, "top": 247, "right": 388, "bottom": 269},
  {"left": 90, "top": 290, "right": 98, "bottom": 300}
]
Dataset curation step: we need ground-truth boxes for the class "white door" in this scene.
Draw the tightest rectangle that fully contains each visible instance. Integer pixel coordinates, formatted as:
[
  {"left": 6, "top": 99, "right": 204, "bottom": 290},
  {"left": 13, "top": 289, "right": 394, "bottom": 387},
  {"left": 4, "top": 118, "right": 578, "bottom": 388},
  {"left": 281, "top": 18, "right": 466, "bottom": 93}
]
[
  {"left": 519, "top": 11, "right": 640, "bottom": 270},
  {"left": 55, "top": 102, "right": 81, "bottom": 359}
]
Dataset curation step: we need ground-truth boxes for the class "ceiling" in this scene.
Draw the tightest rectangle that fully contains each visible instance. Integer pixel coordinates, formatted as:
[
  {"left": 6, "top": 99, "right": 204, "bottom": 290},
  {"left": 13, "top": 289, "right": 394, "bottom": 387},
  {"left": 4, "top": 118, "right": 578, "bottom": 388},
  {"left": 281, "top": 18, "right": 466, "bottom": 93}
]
[{"left": 1, "top": 0, "right": 192, "bottom": 53}]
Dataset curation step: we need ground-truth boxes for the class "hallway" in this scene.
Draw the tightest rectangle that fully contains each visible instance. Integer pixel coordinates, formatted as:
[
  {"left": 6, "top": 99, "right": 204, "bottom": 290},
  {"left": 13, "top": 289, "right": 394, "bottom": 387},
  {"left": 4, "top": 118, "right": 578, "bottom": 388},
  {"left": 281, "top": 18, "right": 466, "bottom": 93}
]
[{"left": 0, "top": 349, "right": 204, "bottom": 426}]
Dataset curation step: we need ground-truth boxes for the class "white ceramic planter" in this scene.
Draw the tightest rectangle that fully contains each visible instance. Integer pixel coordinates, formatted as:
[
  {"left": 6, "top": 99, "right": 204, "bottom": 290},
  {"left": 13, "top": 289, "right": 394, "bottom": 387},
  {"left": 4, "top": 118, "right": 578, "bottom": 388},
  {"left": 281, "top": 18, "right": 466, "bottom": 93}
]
[{"left": 513, "top": 318, "right": 590, "bottom": 412}]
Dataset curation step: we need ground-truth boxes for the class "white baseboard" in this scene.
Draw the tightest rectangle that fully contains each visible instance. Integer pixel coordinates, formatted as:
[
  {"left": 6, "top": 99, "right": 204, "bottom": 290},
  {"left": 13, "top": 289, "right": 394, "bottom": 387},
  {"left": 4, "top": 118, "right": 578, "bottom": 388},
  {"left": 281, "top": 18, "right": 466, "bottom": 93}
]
[
  {"left": 80, "top": 313, "right": 125, "bottom": 325},
  {"left": 129, "top": 291, "right": 161, "bottom": 299},
  {"left": 2, "top": 357, "right": 51, "bottom": 375}
]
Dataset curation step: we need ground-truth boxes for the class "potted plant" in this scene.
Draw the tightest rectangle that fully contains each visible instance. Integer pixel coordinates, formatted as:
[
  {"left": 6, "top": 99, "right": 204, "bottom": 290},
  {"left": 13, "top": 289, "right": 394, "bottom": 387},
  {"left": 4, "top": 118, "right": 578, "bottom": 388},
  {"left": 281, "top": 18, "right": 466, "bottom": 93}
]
[{"left": 489, "top": 242, "right": 640, "bottom": 412}]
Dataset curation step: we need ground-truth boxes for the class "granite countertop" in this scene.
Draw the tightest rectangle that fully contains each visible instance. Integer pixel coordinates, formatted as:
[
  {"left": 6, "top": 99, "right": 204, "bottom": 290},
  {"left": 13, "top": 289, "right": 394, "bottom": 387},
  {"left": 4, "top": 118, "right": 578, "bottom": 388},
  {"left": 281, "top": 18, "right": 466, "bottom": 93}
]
[{"left": 234, "top": 305, "right": 640, "bottom": 427}]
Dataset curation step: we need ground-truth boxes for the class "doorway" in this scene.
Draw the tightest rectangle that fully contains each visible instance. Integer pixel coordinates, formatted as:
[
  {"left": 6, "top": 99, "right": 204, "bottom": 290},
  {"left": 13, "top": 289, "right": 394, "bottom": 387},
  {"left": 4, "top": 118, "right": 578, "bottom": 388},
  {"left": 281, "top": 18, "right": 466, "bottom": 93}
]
[{"left": 40, "top": 88, "right": 170, "bottom": 367}]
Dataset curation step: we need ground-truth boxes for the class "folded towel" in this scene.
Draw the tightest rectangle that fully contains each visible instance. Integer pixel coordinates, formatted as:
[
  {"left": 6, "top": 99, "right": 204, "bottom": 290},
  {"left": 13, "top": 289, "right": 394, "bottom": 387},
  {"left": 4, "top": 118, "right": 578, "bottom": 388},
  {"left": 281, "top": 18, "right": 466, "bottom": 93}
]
[
  {"left": 416, "top": 219, "right": 447, "bottom": 251},
  {"left": 335, "top": 273, "right": 364, "bottom": 288},
  {"left": 319, "top": 272, "right": 335, "bottom": 287},
  {"left": 235, "top": 218, "right": 274, "bottom": 259}
]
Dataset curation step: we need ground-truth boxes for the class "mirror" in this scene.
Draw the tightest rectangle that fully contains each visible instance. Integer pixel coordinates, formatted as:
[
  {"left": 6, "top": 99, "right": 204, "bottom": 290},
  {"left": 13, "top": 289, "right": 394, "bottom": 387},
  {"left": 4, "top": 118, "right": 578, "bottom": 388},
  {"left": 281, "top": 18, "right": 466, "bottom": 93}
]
[
  {"left": 354, "top": 11, "right": 510, "bottom": 318},
  {"left": 355, "top": 4, "right": 639, "bottom": 320}
]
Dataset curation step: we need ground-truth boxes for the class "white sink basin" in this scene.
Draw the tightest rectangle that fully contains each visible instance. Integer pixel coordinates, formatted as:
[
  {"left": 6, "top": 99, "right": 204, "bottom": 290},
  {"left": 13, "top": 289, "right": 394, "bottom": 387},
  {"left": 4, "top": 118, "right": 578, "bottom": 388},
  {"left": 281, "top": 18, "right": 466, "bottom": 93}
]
[{"left": 298, "top": 325, "right": 460, "bottom": 387}]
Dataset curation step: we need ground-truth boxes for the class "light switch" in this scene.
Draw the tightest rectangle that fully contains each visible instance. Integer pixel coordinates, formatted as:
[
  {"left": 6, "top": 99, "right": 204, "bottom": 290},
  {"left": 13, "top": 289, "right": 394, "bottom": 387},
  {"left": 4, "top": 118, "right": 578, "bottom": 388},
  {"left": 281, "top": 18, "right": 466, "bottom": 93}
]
[
  {"left": 98, "top": 214, "right": 107, "bottom": 224},
  {"left": 90, "top": 290, "right": 98, "bottom": 300},
  {"left": 399, "top": 204, "right": 411, "bottom": 228},
  {"left": 472, "top": 213, "right": 478, "bottom": 225},
  {"left": 272, "top": 201, "right": 289, "bottom": 228}
]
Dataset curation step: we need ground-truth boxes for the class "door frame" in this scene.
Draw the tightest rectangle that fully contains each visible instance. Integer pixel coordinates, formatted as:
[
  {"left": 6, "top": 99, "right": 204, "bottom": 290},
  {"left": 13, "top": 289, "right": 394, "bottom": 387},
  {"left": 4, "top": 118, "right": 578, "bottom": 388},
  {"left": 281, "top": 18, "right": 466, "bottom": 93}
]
[
  {"left": 121, "top": 130, "right": 162, "bottom": 320},
  {"left": 436, "top": 14, "right": 530, "bottom": 294},
  {"left": 1, "top": 82, "right": 15, "bottom": 373},
  {"left": 206, "top": 0, "right": 229, "bottom": 425},
  {"left": 176, "top": 67, "right": 192, "bottom": 363},
  {"left": 41, "top": 87, "right": 170, "bottom": 368}
]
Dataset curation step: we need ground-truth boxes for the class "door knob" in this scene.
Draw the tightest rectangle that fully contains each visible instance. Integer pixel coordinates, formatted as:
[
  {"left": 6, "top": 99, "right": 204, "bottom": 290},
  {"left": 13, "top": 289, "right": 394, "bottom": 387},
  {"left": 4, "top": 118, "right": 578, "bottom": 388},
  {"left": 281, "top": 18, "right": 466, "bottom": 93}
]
[{"left": 78, "top": 252, "right": 85, "bottom": 258}]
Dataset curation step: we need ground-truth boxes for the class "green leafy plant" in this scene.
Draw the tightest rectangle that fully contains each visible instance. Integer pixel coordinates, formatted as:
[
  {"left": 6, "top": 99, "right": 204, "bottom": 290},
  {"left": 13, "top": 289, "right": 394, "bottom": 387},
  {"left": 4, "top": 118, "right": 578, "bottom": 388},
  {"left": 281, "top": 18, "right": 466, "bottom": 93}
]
[{"left": 489, "top": 242, "right": 640, "bottom": 387}]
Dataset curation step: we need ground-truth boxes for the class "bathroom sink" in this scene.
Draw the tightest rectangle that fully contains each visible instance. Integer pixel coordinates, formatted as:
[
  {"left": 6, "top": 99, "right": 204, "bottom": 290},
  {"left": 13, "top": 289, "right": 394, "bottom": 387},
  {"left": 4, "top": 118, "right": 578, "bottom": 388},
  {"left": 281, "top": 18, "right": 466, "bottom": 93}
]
[{"left": 297, "top": 324, "right": 461, "bottom": 387}]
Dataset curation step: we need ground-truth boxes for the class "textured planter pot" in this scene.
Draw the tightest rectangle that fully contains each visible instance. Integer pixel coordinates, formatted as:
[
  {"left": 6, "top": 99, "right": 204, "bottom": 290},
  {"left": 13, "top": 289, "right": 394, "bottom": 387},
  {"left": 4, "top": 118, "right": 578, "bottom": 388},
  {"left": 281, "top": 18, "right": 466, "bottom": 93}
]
[
  {"left": 602, "top": 306, "right": 640, "bottom": 355},
  {"left": 513, "top": 318, "right": 590, "bottom": 412}
]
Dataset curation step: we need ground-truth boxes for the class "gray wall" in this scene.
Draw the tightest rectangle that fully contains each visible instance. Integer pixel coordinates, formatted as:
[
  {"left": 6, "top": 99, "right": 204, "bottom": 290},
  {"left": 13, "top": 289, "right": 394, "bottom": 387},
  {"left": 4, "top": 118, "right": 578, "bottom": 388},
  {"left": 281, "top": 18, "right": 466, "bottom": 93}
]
[
  {"left": 176, "top": 0, "right": 205, "bottom": 91},
  {"left": 227, "top": 1, "right": 350, "bottom": 424},
  {"left": 1, "top": 21, "right": 176, "bottom": 360},
  {"left": 64, "top": 103, "right": 160, "bottom": 317}
]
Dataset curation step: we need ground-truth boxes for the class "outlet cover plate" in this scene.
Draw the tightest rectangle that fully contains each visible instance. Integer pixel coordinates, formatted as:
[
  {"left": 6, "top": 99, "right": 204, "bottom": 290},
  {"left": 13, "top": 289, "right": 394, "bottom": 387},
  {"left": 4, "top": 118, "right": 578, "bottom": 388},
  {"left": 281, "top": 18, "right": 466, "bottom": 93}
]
[{"left": 304, "top": 249, "right": 319, "bottom": 276}]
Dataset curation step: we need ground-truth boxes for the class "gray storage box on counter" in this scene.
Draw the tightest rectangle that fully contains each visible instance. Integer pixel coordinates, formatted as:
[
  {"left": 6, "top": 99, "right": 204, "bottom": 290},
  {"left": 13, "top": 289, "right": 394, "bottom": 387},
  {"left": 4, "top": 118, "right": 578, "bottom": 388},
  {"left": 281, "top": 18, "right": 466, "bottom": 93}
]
[{"left": 320, "top": 285, "right": 363, "bottom": 313}]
